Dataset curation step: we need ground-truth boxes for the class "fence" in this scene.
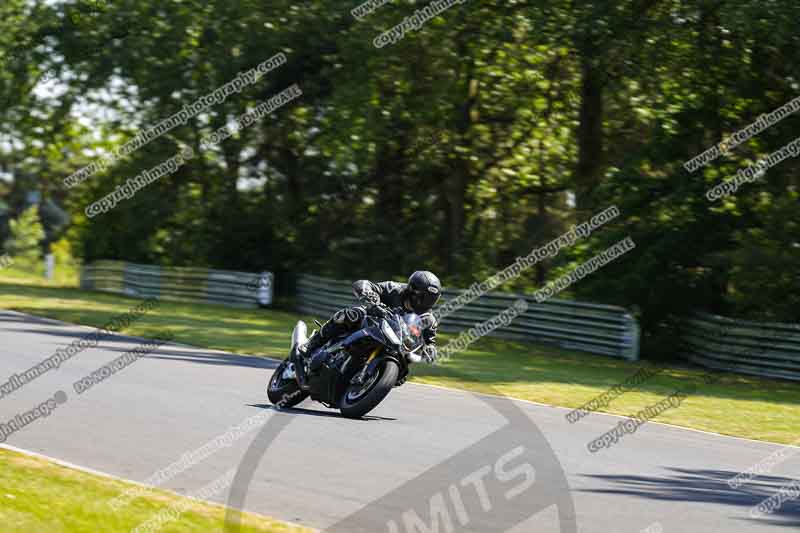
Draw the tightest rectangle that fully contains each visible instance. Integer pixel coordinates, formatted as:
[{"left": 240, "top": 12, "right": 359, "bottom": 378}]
[
  {"left": 681, "top": 313, "right": 800, "bottom": 381},
  {"left": 295, "top": 274, "right": 640, "bottom": 360},
  {"left": 78, "top": 264, "right": 800, "bottom": 376},
  {"left": 80, "top": 260, "right": 273, "bottom": 308}
]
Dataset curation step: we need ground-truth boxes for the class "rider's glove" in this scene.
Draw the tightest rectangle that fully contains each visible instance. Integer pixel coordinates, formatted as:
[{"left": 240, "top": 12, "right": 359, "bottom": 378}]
[
  {"left": 360, "top": 291, "right": 380, "bottom": 306},
  {"left": 368, "top": 303, "right": 392, "bottom": 319},
  {"left": 421, "top": 344, "right": 437, "bottom": 364}
]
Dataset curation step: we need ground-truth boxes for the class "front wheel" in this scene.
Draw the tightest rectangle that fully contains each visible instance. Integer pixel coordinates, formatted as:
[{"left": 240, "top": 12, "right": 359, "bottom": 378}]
[
  {"left": 340, "top": 360, "right": 400, "bottom": 419},
  {"left": 267, "top": 359, "right": 308, "bottom": 408}
]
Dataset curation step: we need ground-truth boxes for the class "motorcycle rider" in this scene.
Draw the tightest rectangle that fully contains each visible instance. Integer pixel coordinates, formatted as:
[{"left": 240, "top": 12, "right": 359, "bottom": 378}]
[{"left": 298, "top": 271, "right": 442, "bottom": 368}]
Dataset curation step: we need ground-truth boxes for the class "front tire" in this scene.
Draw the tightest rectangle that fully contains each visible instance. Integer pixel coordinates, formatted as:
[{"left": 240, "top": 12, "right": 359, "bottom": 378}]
[
  {"left": 340, "top": 360, "right": 400, "bottom": 419},
  {"left": 267, "top": 359, "right": 308, "bottom": 408}
]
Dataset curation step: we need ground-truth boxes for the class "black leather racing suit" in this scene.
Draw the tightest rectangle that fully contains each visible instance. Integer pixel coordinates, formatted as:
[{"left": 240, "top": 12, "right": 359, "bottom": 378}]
[{"left": 310, "top": 279, "right": 438, "bottom": 353}]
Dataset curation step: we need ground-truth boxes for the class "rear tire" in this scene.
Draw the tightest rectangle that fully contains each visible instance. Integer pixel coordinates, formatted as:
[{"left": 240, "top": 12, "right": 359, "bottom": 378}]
[
  {"left": 340, "top": 360, "right": 399, "bottom": 419},
  {"left": 267, "top": 359, "right": 308, "bottom": 408}
]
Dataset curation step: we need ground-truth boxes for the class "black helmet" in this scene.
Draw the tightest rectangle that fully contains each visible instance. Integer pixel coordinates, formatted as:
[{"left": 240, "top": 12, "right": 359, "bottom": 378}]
[{"left": 406, "top": 271, "right": 442, "bottom": 312}]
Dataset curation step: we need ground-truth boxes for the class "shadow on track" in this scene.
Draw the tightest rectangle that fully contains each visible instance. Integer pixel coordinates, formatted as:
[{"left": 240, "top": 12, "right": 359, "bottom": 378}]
[
  {"left": 247, "top": 403, "right": 397, "bottom": 421},
  {"left": 580, "top": 467, "right": 800, "bottom": 526}
]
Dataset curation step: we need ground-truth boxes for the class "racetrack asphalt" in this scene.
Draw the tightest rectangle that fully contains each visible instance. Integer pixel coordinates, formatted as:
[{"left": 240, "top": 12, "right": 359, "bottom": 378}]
[{"left": 1, "top": 309, "right": 798, "bottom": 532}]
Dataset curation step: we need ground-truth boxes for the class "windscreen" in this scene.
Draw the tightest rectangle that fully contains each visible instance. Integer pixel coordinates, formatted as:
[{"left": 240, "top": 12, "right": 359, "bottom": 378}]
[{"left": 400, "top": 313, "right": 424, "bottom": 352}]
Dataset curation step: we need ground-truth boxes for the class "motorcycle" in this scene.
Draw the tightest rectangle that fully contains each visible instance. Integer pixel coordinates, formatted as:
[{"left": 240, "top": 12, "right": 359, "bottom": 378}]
[{"left": 267, "top": 305, "right": 427, "bottom": 418}]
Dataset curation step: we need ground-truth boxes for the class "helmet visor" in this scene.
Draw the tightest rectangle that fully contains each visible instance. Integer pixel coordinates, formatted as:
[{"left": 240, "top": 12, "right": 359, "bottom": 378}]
[{"left": 409, "top": 287, "right": 440, "bottom": 311}]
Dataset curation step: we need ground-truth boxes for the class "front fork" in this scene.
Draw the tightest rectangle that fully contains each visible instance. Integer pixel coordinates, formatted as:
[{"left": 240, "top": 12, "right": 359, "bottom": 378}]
[
  {"left": 291, "top": 348, "right": 310, "bottom": 390},
  {"left": 353, "top": 346, "right": 382, "bottom": 385}
]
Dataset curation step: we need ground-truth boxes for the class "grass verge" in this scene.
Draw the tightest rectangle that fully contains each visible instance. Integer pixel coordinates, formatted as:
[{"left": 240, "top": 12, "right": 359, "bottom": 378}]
[
  {"left": 0, "top": 274, "right": 798, "bottom": 445},
  {"left": 0, "top": 447, "right": 313, "bottom": 532}
]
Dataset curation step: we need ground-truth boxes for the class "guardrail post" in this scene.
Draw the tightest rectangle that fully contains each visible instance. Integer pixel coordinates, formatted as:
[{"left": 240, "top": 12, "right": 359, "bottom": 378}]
[
  {"left": 256, "top": 271, "right": 274, "bottom": 306},
  {"left": 621, "top": 313, "right": 640, "bottom": 361}
]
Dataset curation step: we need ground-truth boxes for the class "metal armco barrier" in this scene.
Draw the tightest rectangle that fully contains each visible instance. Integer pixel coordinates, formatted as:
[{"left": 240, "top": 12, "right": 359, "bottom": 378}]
[
  {"left": 296, "top": 274, "right": 640, "bottom": 360},
  {"left": 81, "top": 261, "right": 273, "bottom": 308},
  {"left": 682, "top": 313, "right": 800, "bottom": 381}
]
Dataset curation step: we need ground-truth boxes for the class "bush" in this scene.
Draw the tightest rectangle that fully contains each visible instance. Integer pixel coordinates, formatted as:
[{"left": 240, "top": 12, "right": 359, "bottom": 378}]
[{"left": 4, "top": 206, "right": 45, "bottom": 269}]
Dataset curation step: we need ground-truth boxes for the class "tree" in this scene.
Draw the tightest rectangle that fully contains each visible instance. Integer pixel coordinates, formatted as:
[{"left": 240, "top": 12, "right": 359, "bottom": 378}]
[{"left": 4, "top": 205, "right": 45, "bottom": 268}]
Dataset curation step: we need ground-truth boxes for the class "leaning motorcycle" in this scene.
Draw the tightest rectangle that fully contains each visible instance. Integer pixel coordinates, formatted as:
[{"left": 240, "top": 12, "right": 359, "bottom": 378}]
[{"left": 267, "top": 306, "right": 426, "bottom": 418}]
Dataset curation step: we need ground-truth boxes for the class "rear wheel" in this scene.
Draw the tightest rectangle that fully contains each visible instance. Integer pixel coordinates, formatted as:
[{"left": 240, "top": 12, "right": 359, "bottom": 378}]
[
  {"left": 340, "top": 360, "right": 399, "bottom": 419},
  {"left": 267, "top": 358, "right": 308, "bottom": 408}
]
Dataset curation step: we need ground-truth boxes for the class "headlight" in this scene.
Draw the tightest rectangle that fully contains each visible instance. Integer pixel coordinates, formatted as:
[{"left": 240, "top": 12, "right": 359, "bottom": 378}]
[{"left": 381, "top": 319, "right": 401, "bottom": 346}]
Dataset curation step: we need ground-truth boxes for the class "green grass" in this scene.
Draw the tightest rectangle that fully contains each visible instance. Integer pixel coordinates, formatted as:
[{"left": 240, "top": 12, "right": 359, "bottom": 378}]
[
  {"left": 0, "top": 262, "right": 80, "bottom": 288},
  {"left": 0, "top": 272, "right": 798, "bottom": 445},
  {"left": 0, "top": 448, "right": 314, "bottom": 532}
]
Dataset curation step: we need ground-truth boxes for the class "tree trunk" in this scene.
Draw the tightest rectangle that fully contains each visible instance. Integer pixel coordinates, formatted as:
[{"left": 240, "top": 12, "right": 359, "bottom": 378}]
[{"left": 575, "top": 57, "right": 604, "bottom": 210}]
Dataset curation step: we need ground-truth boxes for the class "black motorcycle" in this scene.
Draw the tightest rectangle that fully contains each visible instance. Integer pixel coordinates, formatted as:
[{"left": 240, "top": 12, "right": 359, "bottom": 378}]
[{"left": 267, "top": 306, "right": 426, "bottom": 418}]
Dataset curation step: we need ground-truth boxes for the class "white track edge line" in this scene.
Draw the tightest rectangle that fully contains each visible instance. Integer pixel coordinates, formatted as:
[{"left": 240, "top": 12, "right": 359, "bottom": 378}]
[
  {"left": 405, "top": 381, "right": 800, "bottom": 450},
  {"left": 0, "top": 443, "right": 316, "bottom": 531}
]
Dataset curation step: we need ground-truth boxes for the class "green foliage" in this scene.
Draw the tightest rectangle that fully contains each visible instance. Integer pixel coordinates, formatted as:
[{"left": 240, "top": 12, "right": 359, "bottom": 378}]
[
  {"left": 3, "top": 206, "right": 45, "bottom": 268},
  {"left": 1, "top": 0, "right": 798, "bottom": 356}
]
